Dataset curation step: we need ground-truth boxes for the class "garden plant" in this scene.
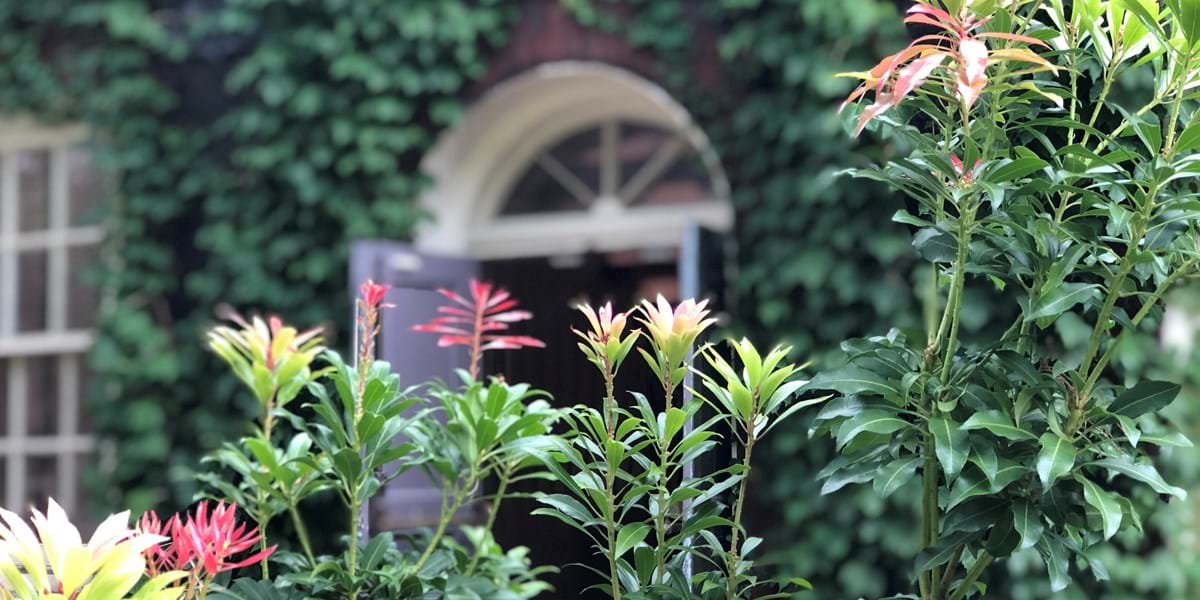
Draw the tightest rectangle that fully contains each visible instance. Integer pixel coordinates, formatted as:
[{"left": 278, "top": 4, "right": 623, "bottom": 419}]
[
  {"left": 813, "top": 0, "right": 1200, "bottom": 598},
  {"left": 0, "top": 279, "right": 826, "bottom": 598}
]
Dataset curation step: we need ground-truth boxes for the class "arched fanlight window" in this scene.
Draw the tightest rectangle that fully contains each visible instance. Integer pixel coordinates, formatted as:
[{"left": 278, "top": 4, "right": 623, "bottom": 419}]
[
  {"left": 501, "top": 120, "right": 721, "bottom": 217},
  {"left": 417, "top": 62, "right": 733, "bottom": 260}
]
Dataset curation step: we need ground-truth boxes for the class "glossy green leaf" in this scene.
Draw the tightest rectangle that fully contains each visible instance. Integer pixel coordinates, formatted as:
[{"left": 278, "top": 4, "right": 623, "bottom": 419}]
[
  {"left": 1026, "top": 283, "right": 1101, "bottom": 321},
  {"left": 1036, "top": 433, "right": 1076, "bottom": 491},
  {"left": 874, "top": 456, "right": 921, "bottom": 497},
  {"left": 962, "top": 410, "right": 1037, "bottom": 441},
  {"left": 835, "top": 410, "right": 910, "bottom": 449},
  {"left": 1089, "top": 457, "right": 1188, "bottom": 499},
  {"left": 1108, "top": 380, "right": 1181, "bottom": 418},
  {"left": 1012, "top": 500, "right": 1044, "bottom": 551},
  {"left": 805, "top": 366, "right": 902, "bottom": 402},
  {"left": 931, "top": 416, "right": 968, "bottom": 480},
  {"left": 1076, "top": 474, "right": 1123, "bottom": 540}
]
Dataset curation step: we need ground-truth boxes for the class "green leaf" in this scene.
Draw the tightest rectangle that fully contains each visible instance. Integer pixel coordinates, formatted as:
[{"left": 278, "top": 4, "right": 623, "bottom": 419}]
[
  {"left": 1012, "top": 499, "right": 1044, "bottom": 551},
  {"left": 1036, "top": 433, "right": 1076, "bottom": 491},
  {"left": 1139, "top": 431, "right": 1193, "bottom": 447},
  {"left": 1026, "top": 283, "right": 1101, "bottom": 322},
  {"left": 663, "top": 407, "right": 687, "bottom": 442},
  {"left": 1167, "top": 0, "right": 1200, "bottom": 47},
  {"left": 915, "top": 531, "right": 978, "bottom": 574},
  {"left": 1175, "top": 122, "right": 1200, "bottom": 153},
  {"left": 1076, "top": 474, "right": 1123, "bottom": 540},
  {"left": 615, "top": 523, "right": 650, "bottom": 557},
  {"left": 835, "top": 410, "right": 910, "bottom": 449},
  {"left": 1038, "top": 535, "right": 1072, "bottom": 592},
  {"left": 1088, "top": 457, "right": 1187, "bottom": 499},
  {"left": 931, "top": 416, "right": 968, "bottom": 480},
  {"left": 984, "top": 157, "right": 1049, "bottom": 183},
  {"left": 805, "top": 366, "right": 901, "bottom": 402},
  {"left": 874, "top": 456, "right": 921, "bottom": 497},
  {"left": 945, "top": 468, "right": 991, "bottom": 510},
  {"left": 913, "top": 228, "right": 956, "bottom": 263},
  {"left": 1108, "top": 380, "right": 1181, "bottom": 418},
  {"left": 962, "top": 410, "right": 1038, "bottom": 441},
  {"left": 942, "top": 497, "right": 1008, "bottom": 534}
]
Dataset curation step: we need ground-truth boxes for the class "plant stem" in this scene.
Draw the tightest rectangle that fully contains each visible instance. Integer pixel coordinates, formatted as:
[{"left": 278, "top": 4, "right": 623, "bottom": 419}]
[
  {"left": 415, "top": 480, "right": 468, "bottom": 572},
  {"left": 1164, "top": 50, "right": 1194, "bottom": 156},
  {"left": 939, "top": 544, "right": 965, "bottom": 594},
  {"left": 469, "top": 299, "right": 484, "bottom": 381},
  {"left": 289, "top": 503, "right": 317, "bottom": 566},
  {"left": 466, "top": 464, "right": 512, "bottom": 575},
  {"left": 604, "top": 464, "right": 623, "bottom": 600},
  {"left": 652, "top": 379, "right": 679, "bottom": 584},
  {"left": 604, "top": 369, "right": 616, "bottom": 437},
  {"left": 255, "top": 500, "right": 271, "bottom": 579},
  {"left": 348, "top": 497, "right": 360, "bottom": 583},
  {"left": 940, "top": 207, "right": 974, "bottom": 384},
  {"left": 948, "top": 552, "right": 994, "bottom": 600},
  {"left": 725, "top": 434, "right": 756, "bottom": 599},
  {"left": 921, "top": 433, "right": 940, "bottom": 599}
]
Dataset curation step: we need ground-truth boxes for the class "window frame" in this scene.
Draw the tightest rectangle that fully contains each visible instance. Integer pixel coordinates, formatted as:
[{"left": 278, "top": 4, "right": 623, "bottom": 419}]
[{"left": 0, "top": 119, "right": 100, "bottom": 514}]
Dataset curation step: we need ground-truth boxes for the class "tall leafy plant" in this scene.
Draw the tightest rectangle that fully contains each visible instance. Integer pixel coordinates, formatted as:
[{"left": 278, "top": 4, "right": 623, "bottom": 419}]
[
  {"left": 201, "top": 280, "right": 556, "bottom": 598},
  {"left": 531, "top": 298, "right": 821, "bottom": 598},
  {"left": 810, "top": 0, "right": 1200, "bottom": 598}
]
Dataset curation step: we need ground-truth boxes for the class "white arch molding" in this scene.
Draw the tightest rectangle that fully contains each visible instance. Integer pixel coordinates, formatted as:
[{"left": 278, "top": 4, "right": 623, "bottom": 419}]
[{"left": 415, "top": 61, "right": 733, "bottom": 260}]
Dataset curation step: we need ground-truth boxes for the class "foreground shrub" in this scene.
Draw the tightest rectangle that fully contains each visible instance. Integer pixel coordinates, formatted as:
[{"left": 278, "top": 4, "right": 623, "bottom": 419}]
[{"left": 813, "top": 0, "right": 1200, "bottom": 598}]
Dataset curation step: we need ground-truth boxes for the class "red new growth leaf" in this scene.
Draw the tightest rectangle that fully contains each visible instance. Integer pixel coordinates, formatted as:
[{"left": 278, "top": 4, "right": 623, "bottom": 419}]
[
  {"left": 139, "top": 501, "right": 274, "bottom": 593},
  {"left": 183, "top": 501, "right": 275, "bottom": 575},
  {"left": 838, "top": 1, "right": 1056, "bottom": 136},
  {"left": 413, "top": 279, "right": 545, "bottom": 380}
]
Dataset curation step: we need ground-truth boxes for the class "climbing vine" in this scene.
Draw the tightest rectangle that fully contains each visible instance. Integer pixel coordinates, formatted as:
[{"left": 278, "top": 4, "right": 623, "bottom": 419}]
[{"left": 0, "top": 0, "right": 516, "bottom": 515}]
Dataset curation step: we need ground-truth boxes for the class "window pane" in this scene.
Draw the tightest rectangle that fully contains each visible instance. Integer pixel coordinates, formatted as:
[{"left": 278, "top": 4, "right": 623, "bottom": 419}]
[
  {"left": 17, "top": 250, "right": 48, "bottom": 332},
  {"left": 501, "top": 162, "right": 587, "bottom": 216},
  {"left": 78, "top": 360, "right": 94, "bottom": 434},
  {"left": 17, "top": 151, "right": 49, "bottom": 232},
  {"left": 68, "top": 245, "right": 100, "bottom": 330},
  {"left": 617, "top": 123, "right": 670, "bottom": 167},
  {"left": 26, "top": 456, "right": 56, "bottom": 508},
  {"left": 26, "top": 356, "right": 57, "bottom": 436},
  {"left": 501, "top": 127, "right": 599, "bottom": 216},
  {"left": 628, "top": 149, "right": 711, "bottom": 207},
  {"left": 548, "top": 127, "right": 602, "bottom": 194},
  {"left": 68, "top": 148, "right": 103, "bottom": 227},
  {"left": 0, "top": 359, "right": 8, "bottom": 435}
]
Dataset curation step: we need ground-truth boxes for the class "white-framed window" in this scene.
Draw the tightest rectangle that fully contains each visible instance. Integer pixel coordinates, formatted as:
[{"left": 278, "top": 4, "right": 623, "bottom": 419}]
[
  {"left": 0, "top": 120, "right": 103, "bottom": 515},
  {"left": 416, "top": 62, "right": 733, "bottom": 260}
]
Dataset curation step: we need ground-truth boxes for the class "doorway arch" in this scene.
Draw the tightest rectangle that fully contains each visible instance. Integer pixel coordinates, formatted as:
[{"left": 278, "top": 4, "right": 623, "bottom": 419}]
[{"left": 416, "top": 61, "right": 732, "bottom": 259}]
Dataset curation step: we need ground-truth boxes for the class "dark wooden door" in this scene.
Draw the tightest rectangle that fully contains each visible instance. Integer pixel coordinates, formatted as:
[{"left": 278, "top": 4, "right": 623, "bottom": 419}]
[{"left": 349, "top": 240, "right": 479, "bottom": 531}]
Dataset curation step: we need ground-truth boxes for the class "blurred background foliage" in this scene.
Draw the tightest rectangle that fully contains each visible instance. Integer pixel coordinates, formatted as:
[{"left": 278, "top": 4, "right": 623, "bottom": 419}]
[
  {"left": 0, "top": 0, "right": 515, "bottom": 514},
  {"left": 2, "top": 0, "right": 1198, "bottom": 597}
]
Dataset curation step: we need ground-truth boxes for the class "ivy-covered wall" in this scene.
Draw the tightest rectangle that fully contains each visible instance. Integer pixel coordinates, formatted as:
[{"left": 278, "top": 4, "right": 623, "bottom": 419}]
[
  {"left": 2, "top": 0, "right": 1196, "bottom": 597},
  {"left": 0, "top": 0, "right": 516, "bottom": 512}
]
